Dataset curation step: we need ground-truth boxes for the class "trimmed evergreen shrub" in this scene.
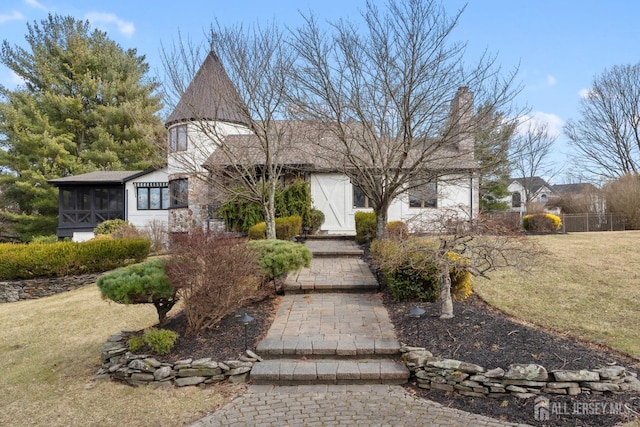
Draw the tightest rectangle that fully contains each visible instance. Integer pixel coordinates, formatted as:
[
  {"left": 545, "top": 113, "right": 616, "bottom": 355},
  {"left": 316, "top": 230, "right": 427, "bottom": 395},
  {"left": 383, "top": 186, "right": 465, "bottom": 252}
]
[
  {"left": 0, "top": 238, "right": 150, "bottom": 280},
  {"left": 309, "top": 208, "right": 325, "bottom": 233},
  {"left": 248, "top": 222, "right": 267, "bottom": 240},
  {"left": 247, "top": 216, "right": 303, "bottom": 240},
  {"left": 94, "top": 219, "right": 130, "bottom": 235},
  {"left": 523, "top": 213, "right": 562, "bottom": 232},
  {"left": 29, "top": 235, "right": 59, "bottom": 244},
  {"left": 247, "top": 239, "right": 312, "bottom": 281},
  {"left": 97, "top": 260, "right": 177, "bottom": 325},
  {"left": 355, "top": 211, "right": 377, "bottom": 243},
  {"left": 126, "top": 328, "right": 179, "bottom": 355}
]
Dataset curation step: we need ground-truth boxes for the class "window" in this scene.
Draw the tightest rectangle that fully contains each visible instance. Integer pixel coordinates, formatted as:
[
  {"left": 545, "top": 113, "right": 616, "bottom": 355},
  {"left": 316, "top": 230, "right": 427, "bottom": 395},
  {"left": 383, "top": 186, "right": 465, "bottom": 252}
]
[
  {"left": 512, "top": 192, "right": 522, "bottom": 208},
  {"left": 539, "top": 193, "right": 548, "bottom": 203},
  {"left": 169, "top": 179, "right": 188, "bottom": 208},
  {"left": 353, "top": 184, "right": 372, "bottom": 208},
  {"left": 136, "top": 184, "right": 169, "bottom": 210},
  {"left": 409, "top": 180, "right": 437, "bottom": 208},
  {"left": 169, "top": 124, "right": 188, "bottom": 152}
]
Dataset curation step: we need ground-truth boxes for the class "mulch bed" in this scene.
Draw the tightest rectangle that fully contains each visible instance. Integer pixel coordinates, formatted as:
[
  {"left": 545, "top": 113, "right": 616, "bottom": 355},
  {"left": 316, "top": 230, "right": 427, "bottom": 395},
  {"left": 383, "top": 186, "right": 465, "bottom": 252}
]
[{"left": 147, "top": 262, "right": 639, "bottom": 426}]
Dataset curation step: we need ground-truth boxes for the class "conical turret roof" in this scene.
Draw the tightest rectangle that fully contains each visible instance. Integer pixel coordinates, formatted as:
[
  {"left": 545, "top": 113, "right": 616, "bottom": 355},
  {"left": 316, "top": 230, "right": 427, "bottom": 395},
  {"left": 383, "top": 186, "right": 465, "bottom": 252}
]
[{"left": 166, "top": 51, "right": 250, "bottom": 127}]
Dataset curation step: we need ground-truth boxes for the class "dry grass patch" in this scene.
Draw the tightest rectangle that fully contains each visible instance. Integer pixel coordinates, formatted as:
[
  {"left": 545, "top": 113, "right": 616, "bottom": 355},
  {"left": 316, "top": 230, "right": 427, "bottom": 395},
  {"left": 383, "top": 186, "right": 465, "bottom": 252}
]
[
  {"left": 0, "top": 284, "right": 241, "bottom": 427},
  {"left": 475, "top": 231, "right": 640, "bottom": 358}
]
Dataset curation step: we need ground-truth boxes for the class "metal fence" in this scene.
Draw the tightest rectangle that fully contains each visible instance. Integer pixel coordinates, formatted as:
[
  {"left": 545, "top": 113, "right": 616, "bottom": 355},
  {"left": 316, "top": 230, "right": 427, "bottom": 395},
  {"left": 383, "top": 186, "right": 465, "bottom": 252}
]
[{"left": 560, "top": 213, "right": 626, "bottom": 233}]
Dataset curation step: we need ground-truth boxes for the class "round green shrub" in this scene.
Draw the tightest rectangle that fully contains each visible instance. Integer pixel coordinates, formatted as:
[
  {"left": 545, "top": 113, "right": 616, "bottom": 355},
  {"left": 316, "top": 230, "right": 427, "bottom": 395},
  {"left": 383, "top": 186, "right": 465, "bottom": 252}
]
[
  {"left": 355, "top": 211, "right": 377, "bottom": 243},
  {"left": 94, "top": 219, "right": 131, "bottom": 235},
  {"left": 248, "top": 239, "right": 312, "bottom": 281},
  {"left": 309, "top": 208, "right": 325, "bottom": 233}
]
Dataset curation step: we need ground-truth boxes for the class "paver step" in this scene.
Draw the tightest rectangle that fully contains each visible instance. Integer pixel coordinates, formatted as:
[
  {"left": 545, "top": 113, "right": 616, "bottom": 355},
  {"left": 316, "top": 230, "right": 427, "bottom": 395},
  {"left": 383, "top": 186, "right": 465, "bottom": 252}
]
[
  {"left": 283, "top": 278, "right": 378, "bottom": 293},
  {"left": 311, "top": 249, "right": 364, "bottom": 257},
  {"left": 256, "top": 338, "right": 401, "bottom": 359},
  {"left": 303, "top": 235, "right": 356, "bottom": 240},
  {"left": 250, "top": 359, "right": 410, "bottom": 385}
]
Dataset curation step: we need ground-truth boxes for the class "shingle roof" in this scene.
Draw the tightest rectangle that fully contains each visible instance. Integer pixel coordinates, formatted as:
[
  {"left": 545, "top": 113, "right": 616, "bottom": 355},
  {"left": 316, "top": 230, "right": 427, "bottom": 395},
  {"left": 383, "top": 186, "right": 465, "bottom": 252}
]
[
  {"left": 48, "top": 171, "right": 145, "bottom": 185},
  {"left": 165, "top": 51, "right": 251, "bottom": 127},
  {"left": 551, "top": 183, "right": 598, "bottom": 194},
  {"left": 204, "top": 121, "right": 478, "bottom": 172},
  {"left": 512, "top": 177, "right": 552, "bottom": 194}
]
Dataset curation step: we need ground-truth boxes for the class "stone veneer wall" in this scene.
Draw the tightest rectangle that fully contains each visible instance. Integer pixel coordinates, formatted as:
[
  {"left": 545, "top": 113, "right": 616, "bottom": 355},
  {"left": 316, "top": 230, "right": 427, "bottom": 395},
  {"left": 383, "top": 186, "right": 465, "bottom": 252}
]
[
  {"left": 97, "top": 332, "right": 261, "bottom": 386},
  {"left": 0, "top": 274, "right": 100, "bottom": 303},
  {"left": 401, "top": 345, "right": 640, "bottom": 398}
]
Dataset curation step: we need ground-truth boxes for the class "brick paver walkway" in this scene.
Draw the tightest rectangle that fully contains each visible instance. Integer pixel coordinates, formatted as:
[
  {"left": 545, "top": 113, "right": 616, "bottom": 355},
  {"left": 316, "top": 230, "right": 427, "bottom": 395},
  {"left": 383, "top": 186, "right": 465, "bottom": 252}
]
[{"left": 190, "top": 238, "right": 531, "bottom": 427}]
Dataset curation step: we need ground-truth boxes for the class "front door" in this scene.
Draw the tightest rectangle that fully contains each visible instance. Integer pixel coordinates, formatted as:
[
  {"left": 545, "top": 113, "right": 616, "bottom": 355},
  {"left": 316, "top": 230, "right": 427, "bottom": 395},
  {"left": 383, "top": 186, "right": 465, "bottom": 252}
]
[{"left": 310, "top": 174, "right": 355, "bottom": 234}]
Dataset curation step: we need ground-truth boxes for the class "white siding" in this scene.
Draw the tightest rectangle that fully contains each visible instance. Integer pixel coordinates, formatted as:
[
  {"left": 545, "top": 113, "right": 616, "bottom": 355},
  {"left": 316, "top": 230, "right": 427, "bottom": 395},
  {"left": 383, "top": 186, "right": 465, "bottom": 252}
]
[{"left": 126, "top": 168, "right": 169, "bottom": 229}]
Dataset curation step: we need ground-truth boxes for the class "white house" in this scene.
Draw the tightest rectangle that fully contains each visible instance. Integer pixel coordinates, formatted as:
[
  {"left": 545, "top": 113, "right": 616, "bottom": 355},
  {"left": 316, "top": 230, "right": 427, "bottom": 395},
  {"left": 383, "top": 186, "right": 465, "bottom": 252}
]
[
  {"left": 164, "top": 51, "right": 479, "bottom": 235},
  {"left": 506, "top": 177, "right": 559, "bottom": 215},
  {"left": 49, "top": 167, "right": 169, "bottom": 241}
]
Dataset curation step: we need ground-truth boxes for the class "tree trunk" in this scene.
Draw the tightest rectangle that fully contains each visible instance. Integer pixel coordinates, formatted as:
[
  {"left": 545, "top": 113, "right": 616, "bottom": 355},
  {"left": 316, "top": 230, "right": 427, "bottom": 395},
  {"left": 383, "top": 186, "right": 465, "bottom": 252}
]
[
  {"left": 439, "top": 267, "right": 454, "bottom": 319},
  {"left": 264, "top": 183, "right": 277, "bottom": 239},
  {"left": 374, "top": 201, "right": 390, "bottom": 239}
]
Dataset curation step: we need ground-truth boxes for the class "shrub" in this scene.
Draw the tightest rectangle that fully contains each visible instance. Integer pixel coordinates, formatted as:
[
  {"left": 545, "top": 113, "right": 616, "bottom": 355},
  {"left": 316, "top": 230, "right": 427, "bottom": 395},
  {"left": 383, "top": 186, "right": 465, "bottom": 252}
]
[
  {"left": 523, "top": 213, "right": 561, "bottom": 232},
  {"left": 126, "top": 328, "right": 179, "bottom": 355},
  {"left": 355, "top": 211, "right": 377, "bottom": 243},
  {"left": 219, "top": 198, "right": 264, "bottom": 233},
  {"left": 309, "top": 208, "right": 325, "bottom": 234},
  {"left": 370, "top": 238, "right": 473, "bottom": 302},
  {"left": 29, "top": 235, "right": 58, "bottom": 244},
  {"left": 141, "top": 328, "right": 179, "bottom": 355},
  {"left": 165, "top": 231, "right": 261, "bottom": 331},
  {"left": 97, "top": 260, "right": 177, "bottom": 325},
  {"left": 94, "top": 219, "right": 130, "bottom": 235},
  {"left": 247, "top": 216, "right": 303, "bottom": 240},
  {"left": 387, "top": 221, "right": 409, "bottom": 241},
  {"left": 0, "top": 238, "right": 150, "bottom": 280},
  {"left": 247, "top": 239, "right": 312, "bottom": 281}
]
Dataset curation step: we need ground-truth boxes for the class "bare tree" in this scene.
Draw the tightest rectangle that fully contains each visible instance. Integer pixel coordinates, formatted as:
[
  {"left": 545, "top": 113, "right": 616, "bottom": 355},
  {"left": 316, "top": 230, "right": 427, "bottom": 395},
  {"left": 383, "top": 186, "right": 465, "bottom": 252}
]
[
  {"left": 290, "top": 0, "right": 520, "bottom": 237},
  {"left": 510, "top": 121, "right": 556, "bottom": 206},
  {"left": 161, "top": 23, "right": 297, "bottom": 239},
  {"left": 565, "top": 64, "right": 640, "bottom": 179}
]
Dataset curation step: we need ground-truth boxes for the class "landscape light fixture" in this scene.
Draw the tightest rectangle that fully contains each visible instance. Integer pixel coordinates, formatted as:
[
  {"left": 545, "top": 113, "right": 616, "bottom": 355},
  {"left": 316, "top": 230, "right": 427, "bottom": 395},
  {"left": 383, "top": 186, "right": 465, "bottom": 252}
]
[
  {"left": 238, "top": 313, "right": 255, "bottom": 351},
  {"left": 408, "top": 307, "right": 426, "bottom": 343}
]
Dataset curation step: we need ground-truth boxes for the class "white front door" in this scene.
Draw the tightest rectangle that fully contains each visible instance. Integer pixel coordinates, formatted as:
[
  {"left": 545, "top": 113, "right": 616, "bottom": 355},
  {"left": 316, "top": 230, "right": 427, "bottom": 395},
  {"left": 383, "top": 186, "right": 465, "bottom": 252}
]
[{"left": 310, "top": 173, "right": 355, "bottom": 234}]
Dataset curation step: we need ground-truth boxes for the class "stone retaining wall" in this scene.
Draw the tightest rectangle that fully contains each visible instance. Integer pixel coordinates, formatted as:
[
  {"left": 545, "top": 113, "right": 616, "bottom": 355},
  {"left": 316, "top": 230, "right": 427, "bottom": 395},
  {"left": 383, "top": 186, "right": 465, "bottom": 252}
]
[
  {"left": 402, "top": 345, "right": 640, "bottom": 398},
  {"left": 97, "top": 332, "right": 261, "bottom": 386},
  {"left": 0, "top": 274, "right": 100, "bottom": 303}
]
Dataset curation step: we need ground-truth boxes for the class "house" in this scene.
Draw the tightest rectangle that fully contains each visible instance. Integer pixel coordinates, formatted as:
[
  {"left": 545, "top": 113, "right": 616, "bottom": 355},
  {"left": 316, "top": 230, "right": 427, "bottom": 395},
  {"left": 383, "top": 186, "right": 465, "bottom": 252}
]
[
  {"left": 549, "top": 183, "right": 604, "bottom": 215},
  {"left": 48, "top": 167, "right": 169, "bottom": 241},
  {"left": 506, "top": 177, "right": 558, "bottom": 215},
  {"left": 164, "top": 51, "right": 479, "bottom": 235}
]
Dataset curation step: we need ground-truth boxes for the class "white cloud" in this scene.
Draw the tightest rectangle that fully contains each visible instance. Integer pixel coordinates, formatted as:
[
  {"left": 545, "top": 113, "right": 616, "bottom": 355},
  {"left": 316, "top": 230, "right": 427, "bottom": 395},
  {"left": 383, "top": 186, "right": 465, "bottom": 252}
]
[
  {"left": 24, "top": 0, "right": 47, "bottom": 11},
  {"left": 85, "top": 12, "right": 135, "bottom": 38},
  {"left": 517, "top": 111, "right": 564, "bottom": 138},
  {"left": 0, "top": 10, "right": 24, "bottom": 24},
  {"left": 579, "top": 88, "right": 592, "bottom": 99},
  {"left": 546, "top": 75, "right": 557, "bottom": 86}
]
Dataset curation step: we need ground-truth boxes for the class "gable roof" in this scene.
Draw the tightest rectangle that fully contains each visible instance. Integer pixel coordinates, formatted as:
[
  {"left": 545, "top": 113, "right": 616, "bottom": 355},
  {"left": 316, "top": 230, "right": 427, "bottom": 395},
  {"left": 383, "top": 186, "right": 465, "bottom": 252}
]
[
  {"left": 511, "top": 177, "right": 553, "bottom": 194},
  {"left": 48, "top": 170, "right": 149, "bottom": 186},
  {"left": 165, "top": 51, "right": 250, "bottom": 127},
  {"left": 551, "top": 183, "right": 598, "bottom": 194}
]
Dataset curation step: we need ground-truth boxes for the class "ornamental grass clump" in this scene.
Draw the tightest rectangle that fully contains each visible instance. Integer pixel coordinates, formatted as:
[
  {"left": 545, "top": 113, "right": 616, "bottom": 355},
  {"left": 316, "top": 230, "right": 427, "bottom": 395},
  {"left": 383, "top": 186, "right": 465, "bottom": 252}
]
[{"left": 127, "top": 328, "right": 179, "bottom": 355}]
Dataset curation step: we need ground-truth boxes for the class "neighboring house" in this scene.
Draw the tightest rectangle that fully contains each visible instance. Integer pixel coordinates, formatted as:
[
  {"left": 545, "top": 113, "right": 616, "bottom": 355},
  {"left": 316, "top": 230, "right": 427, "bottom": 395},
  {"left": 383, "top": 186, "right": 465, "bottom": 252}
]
[
  {"left": 164, "top": 51, "right": 479, "bottom": 235},
  {"left": 48, "top": 167, "right": 169, "bottom": 241},
  {"left": 506, "top": 177, "right": 558, "bottom": 215},
  {"left": 549, "top": 183, "right": 605, "bottom": 215}
]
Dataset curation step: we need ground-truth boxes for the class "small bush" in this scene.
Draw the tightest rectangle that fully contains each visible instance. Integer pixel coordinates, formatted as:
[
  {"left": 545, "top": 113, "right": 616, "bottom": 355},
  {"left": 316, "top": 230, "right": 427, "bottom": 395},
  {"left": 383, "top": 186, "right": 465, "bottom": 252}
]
[
  {"left": 523, "top": 213, "right": 561, "bottom": 232},
  {"left": 165, "top": 231, "right": 261, "bottom": 331},
  {"left": 309, "top": 208, "right": 325, "bottom": 233},
  {"left": 248, "top": 216, "right": 303, "bottom": 240},
  {"left": 248, "top": 222, "right": 267, "bottom": 240},
  {"left": 127, "top": 335, "right": 145, "bottom": 352},
  {"left": 142, "top": 328, "right": 179, "bottom": 355},
  {"left": 276, "top": 216, "right": 302, "bottom": 240},
  {"left": 97, "top": 260, "right": 177, "bottom": 325},
  {"left": 370, "top": 238, "right": 473, "bottom": 302},
  {"left": 94, "top": 219, "right": 130, "bottom": 235},
  {"left": 126, "top": 328, "right": 179, "bottom": 355},
  {"left": 387, "top": 221, "right": 409, "bottom": 241},
  {"left": 248, "top": 239, "right": 312, "bottom": 281},
  {"left": 355, "top": 211, "right": 377, "bottom": 243}
]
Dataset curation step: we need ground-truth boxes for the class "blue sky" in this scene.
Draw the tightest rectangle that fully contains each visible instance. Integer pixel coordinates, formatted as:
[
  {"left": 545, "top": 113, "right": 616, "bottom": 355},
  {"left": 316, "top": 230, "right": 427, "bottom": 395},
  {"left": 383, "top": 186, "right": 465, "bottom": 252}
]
[{"left": 2, "top": 0, "right": 640, "bottom": 180}]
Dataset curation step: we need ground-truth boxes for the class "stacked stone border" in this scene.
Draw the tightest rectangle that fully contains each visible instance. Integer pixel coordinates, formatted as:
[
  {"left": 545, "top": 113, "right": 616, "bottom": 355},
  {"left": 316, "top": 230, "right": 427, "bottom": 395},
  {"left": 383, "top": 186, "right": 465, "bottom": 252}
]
[
  {"left": 401, "top": 345, "right": 640, "bottom": 398},
  {"left": 0, "top": 274, "right": 100, "bottom": 303},
  {"left": 97, "top": 332, "right": 261, "bottom": 387}
]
